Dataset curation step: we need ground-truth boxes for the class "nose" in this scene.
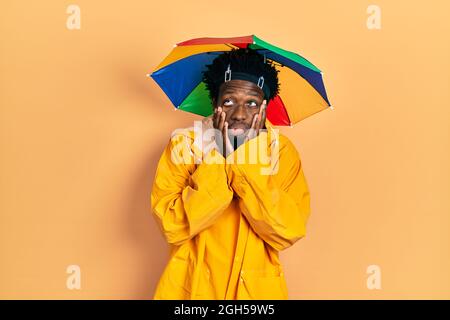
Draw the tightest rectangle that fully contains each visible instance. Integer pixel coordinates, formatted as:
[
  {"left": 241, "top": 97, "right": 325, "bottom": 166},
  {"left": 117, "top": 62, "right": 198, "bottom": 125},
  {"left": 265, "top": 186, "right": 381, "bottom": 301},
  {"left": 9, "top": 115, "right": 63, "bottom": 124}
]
[{"left": 230, "top": 104, "right": 247, "bottom": 122}]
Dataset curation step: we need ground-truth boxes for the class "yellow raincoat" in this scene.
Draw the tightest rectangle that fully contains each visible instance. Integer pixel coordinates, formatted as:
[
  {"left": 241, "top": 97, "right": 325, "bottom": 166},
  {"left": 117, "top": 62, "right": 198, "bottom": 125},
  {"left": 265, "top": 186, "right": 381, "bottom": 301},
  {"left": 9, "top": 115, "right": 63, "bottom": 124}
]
[{"left": 150, "top": 116, "right": 311, "bottom": 299}]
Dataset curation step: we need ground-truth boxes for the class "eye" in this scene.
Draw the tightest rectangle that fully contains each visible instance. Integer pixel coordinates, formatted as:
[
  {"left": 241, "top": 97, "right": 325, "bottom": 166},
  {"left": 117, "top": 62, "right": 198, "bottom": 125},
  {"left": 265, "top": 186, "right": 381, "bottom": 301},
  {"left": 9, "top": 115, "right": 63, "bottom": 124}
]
[
  {"left": 223, "top": 98, "right": 233, "bottom": 106},
  {"left": 247, "top": 100, "right": 258, "bottom": 108}
]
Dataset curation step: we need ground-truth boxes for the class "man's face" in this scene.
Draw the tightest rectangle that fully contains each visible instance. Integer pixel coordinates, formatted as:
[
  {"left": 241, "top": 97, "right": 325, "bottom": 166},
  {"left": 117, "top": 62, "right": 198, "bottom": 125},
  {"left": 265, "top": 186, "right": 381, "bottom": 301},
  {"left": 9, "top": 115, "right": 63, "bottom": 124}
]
[{"left": 213, "top": 79, "right": 266, "bottom": 136}]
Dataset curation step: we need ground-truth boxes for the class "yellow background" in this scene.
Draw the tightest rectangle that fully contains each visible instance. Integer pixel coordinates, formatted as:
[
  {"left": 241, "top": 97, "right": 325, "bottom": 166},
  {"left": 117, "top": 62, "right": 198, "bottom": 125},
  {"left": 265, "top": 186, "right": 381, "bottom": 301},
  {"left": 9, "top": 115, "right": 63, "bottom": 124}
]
[{"left": 1, "top": 0, "right": 449, "bottom": 299}]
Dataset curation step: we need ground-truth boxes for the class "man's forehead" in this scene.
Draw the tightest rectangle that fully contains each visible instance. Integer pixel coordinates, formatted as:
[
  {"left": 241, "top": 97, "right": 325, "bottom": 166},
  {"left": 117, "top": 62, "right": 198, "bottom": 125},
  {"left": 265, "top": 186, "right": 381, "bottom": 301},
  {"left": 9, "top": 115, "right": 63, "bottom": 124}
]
[{"left": 219, "top": 81, "right": 263, "bottom": 96}]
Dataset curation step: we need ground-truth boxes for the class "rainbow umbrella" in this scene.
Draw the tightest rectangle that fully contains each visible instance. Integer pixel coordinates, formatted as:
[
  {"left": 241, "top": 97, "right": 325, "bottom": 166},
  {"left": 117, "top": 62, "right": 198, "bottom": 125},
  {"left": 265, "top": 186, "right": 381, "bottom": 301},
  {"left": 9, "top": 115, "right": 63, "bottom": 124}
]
[{"left": 148, "top": 35, "right": 332, "bottom": 126}]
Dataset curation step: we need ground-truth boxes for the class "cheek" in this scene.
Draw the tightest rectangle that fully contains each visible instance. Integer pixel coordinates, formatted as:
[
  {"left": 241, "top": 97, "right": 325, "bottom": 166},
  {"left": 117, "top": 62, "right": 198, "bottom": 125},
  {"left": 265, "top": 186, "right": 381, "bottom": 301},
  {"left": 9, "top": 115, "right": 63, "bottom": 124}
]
[
  {"left": 250, "top": 110, "right": 260, "bottom": 120},
  {"left": 225, "top": 112, "right": 233, "bottom": 122},
  {"left": 222, "top": 106, "right": 233, "bottom": 119}
]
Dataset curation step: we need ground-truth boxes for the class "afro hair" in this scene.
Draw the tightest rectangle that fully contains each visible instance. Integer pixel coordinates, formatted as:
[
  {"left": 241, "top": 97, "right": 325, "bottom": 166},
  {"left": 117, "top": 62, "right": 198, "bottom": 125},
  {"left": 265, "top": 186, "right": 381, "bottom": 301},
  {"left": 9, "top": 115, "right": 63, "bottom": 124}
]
[{"left": 201, "top": 48, "right": 280, "bottom": 103}]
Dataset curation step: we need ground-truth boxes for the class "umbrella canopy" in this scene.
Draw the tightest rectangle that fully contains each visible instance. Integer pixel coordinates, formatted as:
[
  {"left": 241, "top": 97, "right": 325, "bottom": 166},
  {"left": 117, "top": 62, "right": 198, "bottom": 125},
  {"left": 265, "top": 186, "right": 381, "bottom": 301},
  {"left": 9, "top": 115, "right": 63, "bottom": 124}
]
[{"left": 149, "top": 35, "right": 332, "bottom": 126}]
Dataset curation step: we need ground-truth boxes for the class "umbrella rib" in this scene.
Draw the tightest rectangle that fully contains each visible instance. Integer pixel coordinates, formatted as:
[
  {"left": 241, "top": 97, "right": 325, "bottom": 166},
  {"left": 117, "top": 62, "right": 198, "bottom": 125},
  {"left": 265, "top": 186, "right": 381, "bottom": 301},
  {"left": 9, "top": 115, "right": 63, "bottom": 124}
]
[{"left": 225, "top": 43, "right": 240, "bottom": 49}]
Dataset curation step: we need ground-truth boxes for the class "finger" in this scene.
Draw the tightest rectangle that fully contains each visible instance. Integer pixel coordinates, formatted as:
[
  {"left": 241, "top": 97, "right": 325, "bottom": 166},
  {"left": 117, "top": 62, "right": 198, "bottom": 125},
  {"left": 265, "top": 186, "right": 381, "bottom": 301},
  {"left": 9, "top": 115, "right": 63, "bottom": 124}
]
[
  {"left": 255, "top": 107, "right": 262, "bottom": 131},
  {"left": 223, "top": 121, "right": 228, "bottom": 143},
  {"left": 223, "top": 122, "right": 234, "bottom": 154},
  {"left": 213, "top": 108, "right": 218, "bottom": 128},
  {"left": 260, "top": 106, "right": 266, "bottom": 130},
  {"left": 251, "top": 112, "right": 258, "bottom": 129},
  {"left": 254, "top": 104, "right": 262, "bottom": 124},
  {"left": 218, "top": 110, "right": 226, "bottom": 131},
  {"left": 221, "top": 121, "right": 227, "bottom": 155},
  {"left": 217, "top": 106, "right": 223, "bottom": 122},
  {"left": 223, "top": 120, "right": 231, "bottom": 141},
  {"left": 257, "top": 100, "right": 265, "bottom": 122},
  {"left": 253, "top": 102, "right": 265, "bottom": 135},
  {"left": 258, "top": 100, "right": 267, "bottom": 130},
  {"left": 222, "top": 122, "right": 231, "bottom": 154},
  {"left": 213, "top": 107, "right": 222, "bottom": 128},
  {"left": 259, "top": 99, "right": 266, "bottom": 112}
]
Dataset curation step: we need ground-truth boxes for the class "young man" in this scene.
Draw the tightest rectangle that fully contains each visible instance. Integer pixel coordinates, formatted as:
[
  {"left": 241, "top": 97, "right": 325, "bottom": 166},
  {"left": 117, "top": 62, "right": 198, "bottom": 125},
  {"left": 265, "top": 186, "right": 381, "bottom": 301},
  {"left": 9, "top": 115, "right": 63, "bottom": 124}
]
[{"left": 151, "top": 48, "right": 311, "bottom": 299}]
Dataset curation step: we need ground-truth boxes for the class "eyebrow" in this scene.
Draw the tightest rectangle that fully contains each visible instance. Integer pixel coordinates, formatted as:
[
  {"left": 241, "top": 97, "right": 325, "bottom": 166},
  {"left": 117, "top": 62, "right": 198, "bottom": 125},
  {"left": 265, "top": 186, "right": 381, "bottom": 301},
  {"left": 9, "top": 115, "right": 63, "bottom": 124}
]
[{"left": 222, "top": 90, "right": 260, "bottom": 97}]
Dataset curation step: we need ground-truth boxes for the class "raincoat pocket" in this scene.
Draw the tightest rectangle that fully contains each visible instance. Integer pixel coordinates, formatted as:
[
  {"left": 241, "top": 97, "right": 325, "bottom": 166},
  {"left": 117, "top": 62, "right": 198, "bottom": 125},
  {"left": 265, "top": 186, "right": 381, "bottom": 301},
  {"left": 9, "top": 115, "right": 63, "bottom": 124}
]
[{"left": 237, "top": 269, "right": 288, "bottom": 300}]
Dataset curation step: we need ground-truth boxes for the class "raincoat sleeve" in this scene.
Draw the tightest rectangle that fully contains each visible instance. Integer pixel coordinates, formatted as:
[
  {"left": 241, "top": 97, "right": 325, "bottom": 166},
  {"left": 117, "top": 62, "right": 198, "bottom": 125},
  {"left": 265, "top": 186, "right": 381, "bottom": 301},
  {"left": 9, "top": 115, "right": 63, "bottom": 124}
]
[
  {"left": 151, "top": 133, "right": 233, "bottom": 246},
  {"left": 229, "top": 134, "right": 311, "bottom": 251}
]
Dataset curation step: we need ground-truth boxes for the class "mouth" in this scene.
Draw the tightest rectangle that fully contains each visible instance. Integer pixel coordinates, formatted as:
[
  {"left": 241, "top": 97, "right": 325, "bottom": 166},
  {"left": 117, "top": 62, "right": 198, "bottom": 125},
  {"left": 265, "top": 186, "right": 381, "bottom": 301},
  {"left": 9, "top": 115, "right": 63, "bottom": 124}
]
[{"left": 228, "top": 124, "right": 249, "bottom": 136}]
